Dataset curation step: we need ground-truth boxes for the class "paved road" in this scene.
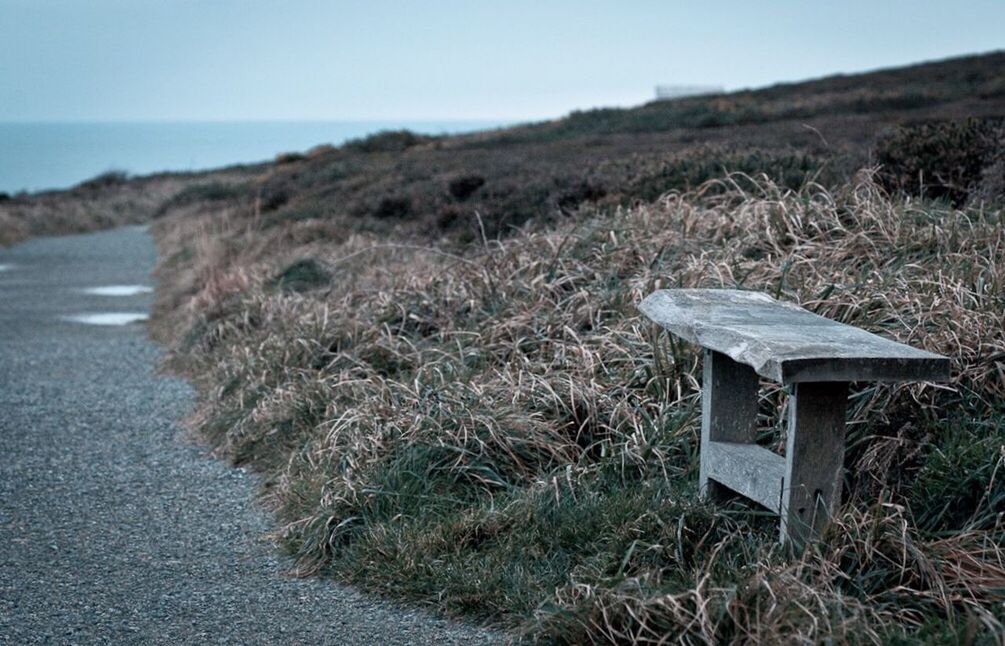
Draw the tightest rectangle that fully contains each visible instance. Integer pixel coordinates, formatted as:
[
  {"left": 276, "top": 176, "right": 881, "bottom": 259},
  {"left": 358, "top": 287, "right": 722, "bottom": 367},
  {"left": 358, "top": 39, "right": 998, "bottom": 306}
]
[{"left": 0, "top": 226, "right": 501, "bottom": 645}]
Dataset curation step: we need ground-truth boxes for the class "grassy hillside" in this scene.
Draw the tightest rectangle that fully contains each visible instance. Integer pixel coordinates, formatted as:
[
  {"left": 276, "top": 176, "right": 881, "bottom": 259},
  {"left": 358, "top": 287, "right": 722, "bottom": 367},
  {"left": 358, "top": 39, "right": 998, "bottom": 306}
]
[
  {"left": 5, "top": 51, "right": 1002, "bottom": 248},
  {"left": 214, "top": 50, "right": 1005, "bottom": 242},
  {"left": 11, "top": 52, "right": 1005, "bottom": 642},
  {"left": 154, "top": 175, "right": 1004, "bottom": 642},
  {"left": 0, "top": 166, "right": 262, "bottom": 246},
  {"left": 139, "top": 53, "right": 1005, "bottom": 643}
]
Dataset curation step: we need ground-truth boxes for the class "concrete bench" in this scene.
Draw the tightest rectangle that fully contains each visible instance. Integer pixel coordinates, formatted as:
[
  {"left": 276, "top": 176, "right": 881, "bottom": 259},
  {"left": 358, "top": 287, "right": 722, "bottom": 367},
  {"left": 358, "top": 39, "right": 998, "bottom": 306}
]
[{"left": 639, "top": 289, "right": 951, "bottom": 549}]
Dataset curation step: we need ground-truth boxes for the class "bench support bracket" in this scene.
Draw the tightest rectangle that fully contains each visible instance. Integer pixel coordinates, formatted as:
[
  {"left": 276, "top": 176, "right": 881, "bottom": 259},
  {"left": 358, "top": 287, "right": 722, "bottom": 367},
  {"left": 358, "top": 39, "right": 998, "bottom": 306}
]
[
  {"left": 780, "top": 381, "right": 848, "bottom": 549},
  {"left": 700, "top": 349, "right": 759, "bottom": 501},
  {"left": 700, "top": 349, "right": 849, "bottom": 551}
]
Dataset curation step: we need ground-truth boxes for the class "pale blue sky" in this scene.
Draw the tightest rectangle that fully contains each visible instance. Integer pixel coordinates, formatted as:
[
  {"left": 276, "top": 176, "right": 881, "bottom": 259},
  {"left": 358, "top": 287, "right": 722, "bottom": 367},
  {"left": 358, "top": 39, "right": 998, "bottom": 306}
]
[{"left": 1, "top": 0, "right": 1002, "bottom": 122}]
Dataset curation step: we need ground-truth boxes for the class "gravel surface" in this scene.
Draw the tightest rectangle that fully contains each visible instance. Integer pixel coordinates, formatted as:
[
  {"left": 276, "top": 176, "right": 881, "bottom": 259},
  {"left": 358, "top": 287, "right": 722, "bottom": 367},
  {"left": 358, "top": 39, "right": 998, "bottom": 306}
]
[{"left": 0, "top": 226, "right": 504, "bottom": 645}]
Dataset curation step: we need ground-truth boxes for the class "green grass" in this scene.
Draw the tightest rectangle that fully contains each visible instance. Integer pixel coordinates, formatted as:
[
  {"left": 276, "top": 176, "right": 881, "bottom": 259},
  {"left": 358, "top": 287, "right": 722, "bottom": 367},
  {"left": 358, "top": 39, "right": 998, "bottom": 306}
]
[{"left": 151, "top": 173, "right": 1005, "bottom": 643}]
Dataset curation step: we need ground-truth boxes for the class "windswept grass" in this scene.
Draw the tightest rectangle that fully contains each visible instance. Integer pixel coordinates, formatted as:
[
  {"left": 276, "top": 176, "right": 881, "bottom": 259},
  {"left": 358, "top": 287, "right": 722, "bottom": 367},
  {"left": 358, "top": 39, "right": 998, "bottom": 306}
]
[
  {"left": 0, "top": 49, "right": 999, "bottom": 643},
  {"left": 0, "top": 168, "right": 258, "bottom": 247},
  {"left": 152, "top": 174, "right": 1005, "bottom": 643}
]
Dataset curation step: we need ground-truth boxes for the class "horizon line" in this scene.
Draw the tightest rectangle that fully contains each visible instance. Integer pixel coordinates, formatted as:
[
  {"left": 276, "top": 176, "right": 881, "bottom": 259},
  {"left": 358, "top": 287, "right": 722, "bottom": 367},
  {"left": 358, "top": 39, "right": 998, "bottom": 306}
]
[
  {"left": 3, "top": 49, "right": 1002, "bottom": 126},
  {"left": 0, "top": 117, "right": 533, "bottom": 126}
]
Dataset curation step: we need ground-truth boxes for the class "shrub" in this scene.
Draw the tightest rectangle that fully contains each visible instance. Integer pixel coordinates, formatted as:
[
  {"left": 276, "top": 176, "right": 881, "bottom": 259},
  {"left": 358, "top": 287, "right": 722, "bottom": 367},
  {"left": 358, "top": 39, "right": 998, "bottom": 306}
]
[
  {"left": 976, "top": 156, "right": 1005, "bottom": 204},
  {"left": 345, "top": 130, "right": 432, "bottom": 153},
  {"left": 155, "top": 182, "right": 248, "bottom": 217},
  {"left": 556, "top": 181, "right": 607, "bottom": 213},
  {"left": 306, "top": 144, "right": 337, "bottom": 159},
  {"left": 630, "top": 149, "right": 831, "bottom": 201},
  {"left": 436, "top": 206, "right": 461, "bottom": 230},
  {"left": 448, "top": 175, "right": 486, "bottom": 201},
  {"left": 874, "top": 117, "right": 1005, "bottom": 205},
  {"left": 259, "top": 185, "right": 290, "bottom": 212},
  {"left": 269, "top": 258, "right": 331, "bottom": 293},
  {"left": 275, "top": 152, "right": 306, "bottom": 165},
  {"left": 76, "top": 170, "right": 129, "bottom": 190},
  {"left": 373, "top": 196, "right": 411, "bottom": 219}
]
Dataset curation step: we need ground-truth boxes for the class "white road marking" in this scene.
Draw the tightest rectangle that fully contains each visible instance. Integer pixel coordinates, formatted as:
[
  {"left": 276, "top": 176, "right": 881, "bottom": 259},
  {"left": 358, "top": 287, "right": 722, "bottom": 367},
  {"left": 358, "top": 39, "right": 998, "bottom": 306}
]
[
  {"left": 81, "top": 285, "right": 153, "bottom": 296},
  {"left": 63, "top": 312, "right": 149, "bottom": 326}
]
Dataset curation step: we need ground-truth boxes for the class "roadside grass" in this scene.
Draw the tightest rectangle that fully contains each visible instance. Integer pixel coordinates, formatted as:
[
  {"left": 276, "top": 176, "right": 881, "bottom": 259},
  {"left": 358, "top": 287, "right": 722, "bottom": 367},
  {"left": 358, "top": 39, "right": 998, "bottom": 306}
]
[
  {"left": 151, "top": 174, "right": 1005, "bottom": 643},
  {"left": 0, "top": 167, "right": 259, "bottom": 247}
]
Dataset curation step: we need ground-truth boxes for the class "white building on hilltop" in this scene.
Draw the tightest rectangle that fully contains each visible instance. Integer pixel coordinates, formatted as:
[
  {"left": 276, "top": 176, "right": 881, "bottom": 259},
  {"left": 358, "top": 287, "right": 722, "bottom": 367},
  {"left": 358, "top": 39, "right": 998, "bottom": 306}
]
[{"left": 654, "top": 85, "right": 724, "bottom": 100}]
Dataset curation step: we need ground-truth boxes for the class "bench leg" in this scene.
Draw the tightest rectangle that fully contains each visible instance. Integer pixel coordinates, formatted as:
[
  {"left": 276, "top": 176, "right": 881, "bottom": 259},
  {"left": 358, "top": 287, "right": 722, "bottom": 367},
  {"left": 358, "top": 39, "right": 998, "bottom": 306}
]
[
  {"left": 780, "top": 381, "right": 849, "bottom": 550},
  {"left": 700, "top": 349, "right": 759, "bottom": 501}
]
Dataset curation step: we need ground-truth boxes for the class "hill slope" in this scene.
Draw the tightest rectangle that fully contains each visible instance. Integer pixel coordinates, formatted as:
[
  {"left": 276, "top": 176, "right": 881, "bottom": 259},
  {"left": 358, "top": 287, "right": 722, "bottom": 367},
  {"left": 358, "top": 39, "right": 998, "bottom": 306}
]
[
  {"left": 8, "top": 51, "right": 1005, "bottom": 642},
  {"left": 3, "top": 50, "right": 1003, "bottom": 246}
]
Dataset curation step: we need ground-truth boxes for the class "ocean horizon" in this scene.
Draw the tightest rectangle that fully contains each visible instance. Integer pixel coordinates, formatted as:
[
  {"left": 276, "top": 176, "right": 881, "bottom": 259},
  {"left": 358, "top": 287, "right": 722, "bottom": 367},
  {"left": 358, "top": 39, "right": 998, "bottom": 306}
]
[{"left": 0, "top": 120, "right": 514, "bottom": 195}]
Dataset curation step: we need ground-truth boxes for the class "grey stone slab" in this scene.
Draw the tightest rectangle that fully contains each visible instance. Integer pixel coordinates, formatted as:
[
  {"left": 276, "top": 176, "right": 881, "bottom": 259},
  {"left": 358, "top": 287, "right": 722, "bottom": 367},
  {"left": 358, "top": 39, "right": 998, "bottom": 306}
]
[
  {"left": 705, "top": 441, "right": 785, "bottom": 513},
  {"left": 639, "top": 289, "right": 951, "bottom": 384}
]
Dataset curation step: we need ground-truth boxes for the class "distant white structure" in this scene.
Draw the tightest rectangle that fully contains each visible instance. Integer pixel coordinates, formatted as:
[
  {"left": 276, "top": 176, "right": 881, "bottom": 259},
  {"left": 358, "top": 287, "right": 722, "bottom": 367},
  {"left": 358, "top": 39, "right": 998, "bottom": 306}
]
[{"left": 654, "top": 85, "right": 724, "bottom": 100}]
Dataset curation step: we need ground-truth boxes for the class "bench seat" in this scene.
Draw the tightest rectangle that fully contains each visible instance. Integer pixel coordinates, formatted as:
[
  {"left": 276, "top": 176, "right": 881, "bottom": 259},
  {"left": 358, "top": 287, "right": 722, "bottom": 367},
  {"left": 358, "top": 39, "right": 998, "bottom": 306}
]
[
  {"left": 640, "top": 289, "right": 950, "bottom": 384},
  {"left": 640, "top": 288, "right": 952, "bottom": 551}
]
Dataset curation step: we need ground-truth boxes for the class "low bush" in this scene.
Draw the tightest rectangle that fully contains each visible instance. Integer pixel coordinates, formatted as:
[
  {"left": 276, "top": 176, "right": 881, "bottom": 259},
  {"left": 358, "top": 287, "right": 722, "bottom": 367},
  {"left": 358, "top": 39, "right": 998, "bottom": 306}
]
[
  {"left": 373, "top": 196, "right": 411, "bottom": 219},
  {"left": 269, "top": 258, "right": 331, "bottom": 293},
  {"left": 76, "top": 170, "right": 129, "bottom": 190},
  {"left": 259, "top": 185, "right": 290, "bottom": 212},
  {"left": 306, "top": 144, "right": 337, "bottom": 159},
  {"left": 627, "top": 149, "right": 835, "bottom": 202},
  {"left": 874, "top": 117, "right": 1005, "bottom": 205},
  {"left": 345, "top": 130, "right": 433, "bottom": 153},
  {"left": 448, "top": 175, "right": 486, "bottom": 201},
  {"left": 275, "top": 151, "right": 307, "bottom": 164},
  {"left": 556, "top": 181, "right": 607, "bottom": 213}
]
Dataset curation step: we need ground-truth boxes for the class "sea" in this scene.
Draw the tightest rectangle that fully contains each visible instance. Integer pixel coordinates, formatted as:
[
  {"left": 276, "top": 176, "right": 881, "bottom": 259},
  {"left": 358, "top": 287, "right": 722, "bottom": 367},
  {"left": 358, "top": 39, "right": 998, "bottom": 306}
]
[{"left": 0, "top": 120, "right": 512, "bottom": 195}]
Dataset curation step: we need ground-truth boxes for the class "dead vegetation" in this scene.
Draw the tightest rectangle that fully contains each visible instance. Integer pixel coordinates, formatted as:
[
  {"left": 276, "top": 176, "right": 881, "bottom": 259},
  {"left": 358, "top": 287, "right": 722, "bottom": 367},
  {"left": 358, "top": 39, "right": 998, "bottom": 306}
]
[
  {"left": 150, "top": 172, "right": 1005, "bottom": 643},
  {"left": 0, "top": 167, "right": 259, "bottom": 247},
  {"left": 7, "top": 51, "right": 1003, "bottom": 643}
]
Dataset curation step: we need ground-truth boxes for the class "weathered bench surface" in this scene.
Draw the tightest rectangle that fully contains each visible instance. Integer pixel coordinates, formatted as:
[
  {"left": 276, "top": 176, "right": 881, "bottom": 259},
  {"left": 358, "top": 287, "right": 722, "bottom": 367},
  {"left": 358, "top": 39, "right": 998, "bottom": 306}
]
[{"left": 640, "top": 289, "right": 950, "bottom": 384}]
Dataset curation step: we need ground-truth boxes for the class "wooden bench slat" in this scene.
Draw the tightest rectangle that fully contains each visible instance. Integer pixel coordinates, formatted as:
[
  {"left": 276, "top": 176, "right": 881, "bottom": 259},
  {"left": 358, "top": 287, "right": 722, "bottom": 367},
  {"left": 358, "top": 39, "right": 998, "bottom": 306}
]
[
  {"left": 705, "top": 441, "right": 785, "bottom": 513},
  {"left": 639, "top": 289, "right": 950, "bottom": 384}
]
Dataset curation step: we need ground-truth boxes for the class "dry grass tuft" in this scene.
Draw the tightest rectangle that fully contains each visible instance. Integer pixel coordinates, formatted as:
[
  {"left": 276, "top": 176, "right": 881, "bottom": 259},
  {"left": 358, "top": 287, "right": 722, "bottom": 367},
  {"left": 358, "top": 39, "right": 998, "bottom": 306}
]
[{"left": 152, "top": 173, "right": 1005, "bottom": 642}]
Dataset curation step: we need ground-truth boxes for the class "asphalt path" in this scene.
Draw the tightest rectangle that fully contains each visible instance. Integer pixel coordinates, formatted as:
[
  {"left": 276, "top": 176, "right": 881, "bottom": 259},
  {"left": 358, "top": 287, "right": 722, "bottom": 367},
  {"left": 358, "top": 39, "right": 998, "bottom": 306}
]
[{"left": 0, "top": 226, "right": 501, "bottom": 645}]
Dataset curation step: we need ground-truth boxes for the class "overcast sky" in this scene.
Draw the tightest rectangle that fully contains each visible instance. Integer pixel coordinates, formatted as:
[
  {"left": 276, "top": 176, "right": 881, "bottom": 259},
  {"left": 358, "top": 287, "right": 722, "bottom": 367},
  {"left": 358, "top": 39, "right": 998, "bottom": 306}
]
[{"left": 1, "top": 0, "right": 1002, "bottom": 122}]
